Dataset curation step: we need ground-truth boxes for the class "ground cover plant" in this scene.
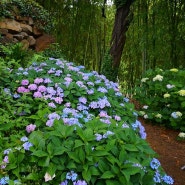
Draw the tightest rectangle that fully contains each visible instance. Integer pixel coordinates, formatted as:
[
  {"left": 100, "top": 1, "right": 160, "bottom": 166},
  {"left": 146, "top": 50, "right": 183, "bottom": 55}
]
[
  {"left": 0, "top": 58, "right": 174, "bottom": 185},
  {"left": 134, "top": 68, "right": 185, "bottom": 133}
]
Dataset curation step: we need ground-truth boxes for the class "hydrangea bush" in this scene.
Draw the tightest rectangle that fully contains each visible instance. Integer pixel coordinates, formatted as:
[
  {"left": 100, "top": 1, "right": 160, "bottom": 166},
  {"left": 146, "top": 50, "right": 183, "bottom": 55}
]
[
  {"left": 134, "top": 68, "right": 185, "bottom": 131},
  {"left": 0, "top": 58, "right": 174, "bottom": 184}
]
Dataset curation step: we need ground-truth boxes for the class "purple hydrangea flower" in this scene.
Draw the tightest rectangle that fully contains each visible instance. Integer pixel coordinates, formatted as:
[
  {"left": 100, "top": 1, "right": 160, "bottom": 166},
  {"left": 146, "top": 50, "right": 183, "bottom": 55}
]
[
  {"left": 28, "top": 84, "right": 37, "bottom": 91},
  {"left": 97, "top": 87, "right": 108, "bottom": 93},
  {"left": 21, "top": 79, "right": 29, "bottom": 86},
  {"left": 48, "top": 112, "right": 60, "bottom": 120},
  {"left": 60, "top": 180, "right": 68, "bottom": 185},
  {"left": 46, "top": 119, "right": 54, "bottom": 127},
  {"left": 47, "top": 87, "right": 56, "bottom": 95},
  {"left": 17, "top": 86, "right": 30, "bottom": 93},
  {"left": 26, "top": 124, "right": 36, "bottom": 133},
  {"left": 114, "top": 115, "right": 121, "bottom": 121},
  {"left": 3, "top": 156, "right": 9, "bottom": 163},
  {"left": 44, "top": 78, "right": 52, "bottom": 83},
  {"left": 3, "top": 149, "right": 12, "bottom": 155},
  {"left": 87, "top": 89, "right": 94, "bottom": 95},
  {"left": 48, "top": 102, "right": 56, "bottom": 108},
  {"left": 79, "top": 97, "right": 87, "bottom": 104},
  {"left": 73, "top": 180, "right": 87, "bottom": 185},
  {"left": 34, "top": 78, "right": 44, "bottom": 84},
  {"left": 38, "top": 85, "right": 47, "bottom": 92},
  {"left": 54, "top": 97, "right": 63, "bottom": 104},
  {"left": 33, "top": 91, "right": 42, "bottom": 98}
]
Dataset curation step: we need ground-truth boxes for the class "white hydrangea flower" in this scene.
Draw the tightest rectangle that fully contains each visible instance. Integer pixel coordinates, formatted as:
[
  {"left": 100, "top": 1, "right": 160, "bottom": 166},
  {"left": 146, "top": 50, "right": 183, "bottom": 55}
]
[
  {"left": 153, "top": 75, "right": 163, "bottom": 82},
  {"left": 170, "top": 68, "right": 178, "bottom": 72},
  {"left": 163, "top": 93, "right": 170, "bottom": 98},
  {"left": 143, "top": 105, "right": 149, "bottom": 109},
  {"left": 44, "top": 172, "right": 56, "bottom": 182},
  {"left": 178, "top": 90, "right": 185, "bottom": 96},
  {"left": 143, "top": 114, "right": 148, "bottom": 119},
  {"left": 178, "top": 132, "right": 185, "bottom": 138},
  {"left": 166, "top": 84, "right": 175, "bottom": 89},
  {"left": 139, "top": 111, "right": 145, "bottom": 116},
  {"left": 176, "top": 111, "right": 182, "bottom": 117},
  {"left": 141, "top": 78, "right": 149, "bottom": 83},
  {"left": 155, "top": 113, "right": 162, "bottom": 119}
]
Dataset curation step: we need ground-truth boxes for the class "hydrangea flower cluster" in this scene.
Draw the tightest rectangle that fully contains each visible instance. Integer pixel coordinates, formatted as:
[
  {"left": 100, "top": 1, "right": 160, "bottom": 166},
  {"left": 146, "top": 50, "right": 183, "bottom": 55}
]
[
  {"left": 1, "top": 58, "right": 174, "bottom": 184},
  {"left": 11, "top": 58, "right": 146, "bottom": 138},
  {"left": 135, "top": 68, "right": 185, "bottom": 132}
]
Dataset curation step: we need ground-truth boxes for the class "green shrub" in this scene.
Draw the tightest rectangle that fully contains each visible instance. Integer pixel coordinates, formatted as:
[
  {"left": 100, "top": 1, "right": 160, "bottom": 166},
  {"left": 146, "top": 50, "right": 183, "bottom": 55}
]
[
  {"left": 0, "top": 59, "right": 174, "bottom": 184},
  {"left": 134, "top": 68, "right": 185, "bottom": 131},
  {"left": 42, "top": 43, "right": 65, "bottom": 59}
]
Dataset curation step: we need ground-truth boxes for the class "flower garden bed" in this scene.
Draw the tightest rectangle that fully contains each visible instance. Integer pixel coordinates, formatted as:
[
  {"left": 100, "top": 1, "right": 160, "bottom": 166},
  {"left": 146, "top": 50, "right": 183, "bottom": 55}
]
[{"left": 0, "top": 58, "right": 174, "bottom": 184}]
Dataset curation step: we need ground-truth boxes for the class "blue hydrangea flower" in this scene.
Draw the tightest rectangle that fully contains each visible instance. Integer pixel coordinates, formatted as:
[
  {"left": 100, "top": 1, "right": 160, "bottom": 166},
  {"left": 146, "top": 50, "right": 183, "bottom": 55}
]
[
  {"left": 150, "top": 158, "right": 161, "bottom": 170},
  {"left": 66, "top": 171, "right": 78, "bottom": 181},
  {"left": 153, "top": 172, "right": 161, "bottom": 183},
  {"left": 22, "top": 142, "right": 33, "bottom": 151},
  {"left": 162, "top": 175, "right": 174, "bottom": 184},
  {"left": 0, "top": 176, "right": 9, "bottom": 185}
]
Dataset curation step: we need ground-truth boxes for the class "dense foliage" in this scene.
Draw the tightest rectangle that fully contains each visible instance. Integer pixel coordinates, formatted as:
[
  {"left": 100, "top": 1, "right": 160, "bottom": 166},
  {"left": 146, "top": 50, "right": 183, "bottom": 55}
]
[
  {"left": 134, "top": 68, "right": 185, "bottom": 131},
  {"left": 0, "top": 57, "right": 173, "bottom": 184}
]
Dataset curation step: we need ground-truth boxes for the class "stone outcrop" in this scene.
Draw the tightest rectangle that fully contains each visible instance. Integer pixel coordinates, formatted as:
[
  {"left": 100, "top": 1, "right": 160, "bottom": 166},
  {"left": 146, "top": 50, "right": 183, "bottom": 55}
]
[{"left": 0, "top": 17, "right": 55, "bottom": 51}]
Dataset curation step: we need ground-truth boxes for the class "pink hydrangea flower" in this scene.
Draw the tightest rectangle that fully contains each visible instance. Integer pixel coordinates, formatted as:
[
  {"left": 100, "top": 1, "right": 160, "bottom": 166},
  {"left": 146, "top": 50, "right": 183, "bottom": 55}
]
[
  {"left": 26, "top": 124, "right": 36, "bottom": 133},
  {"left": 114, "top": 115, "right": 121, "bottom": 121},
  {"left": 38, "top": 85, "right": 47, "bottom": 92},
  {"left": 33, "top": 91, "right": 42, "bottom": 98},
  {"left": 46, "top": 119, "right": 54, "bottom": 127},
  {"left": 28, "top": 84, "right": 37, "bottom": 91},
  {"left": 21, "top": 79, "right": 29, "bottom": 86},
  {"left": 17, "top": 86, "right": 30, "bottom": 93},
  {"left": 54, "top": 97, "right": 63, "bottom": 104},
  {"left": 34, "top": 78, "right": 44, "bottom": 84}
]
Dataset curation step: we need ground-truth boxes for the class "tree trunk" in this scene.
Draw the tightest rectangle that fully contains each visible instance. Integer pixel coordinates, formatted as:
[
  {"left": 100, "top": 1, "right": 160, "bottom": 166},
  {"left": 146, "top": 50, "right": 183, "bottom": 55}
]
[{"left": 110, "top": 1, "right": 134, "bottom": 69}]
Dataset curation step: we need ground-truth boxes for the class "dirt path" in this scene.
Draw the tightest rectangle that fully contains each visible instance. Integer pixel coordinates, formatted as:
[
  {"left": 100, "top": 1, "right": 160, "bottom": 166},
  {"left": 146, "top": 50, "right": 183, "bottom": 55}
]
[{"left": 141, "top": 120, "right": 185, "bottom": 185}]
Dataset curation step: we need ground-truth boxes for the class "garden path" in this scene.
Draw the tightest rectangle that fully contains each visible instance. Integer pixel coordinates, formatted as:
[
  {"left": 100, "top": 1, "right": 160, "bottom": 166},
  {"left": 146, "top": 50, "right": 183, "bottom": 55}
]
[{"left": 141, "top": 119, "right": 185, "bottom": 185}]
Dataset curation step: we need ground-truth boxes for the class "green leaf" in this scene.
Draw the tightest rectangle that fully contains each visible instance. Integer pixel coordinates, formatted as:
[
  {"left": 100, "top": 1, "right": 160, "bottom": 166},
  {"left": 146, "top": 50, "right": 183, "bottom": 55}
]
[
  {"left": 98, "top": 160, "right": 109, "bottom": 172},
  {"left": 68, "top": 152, "right": 81, "bottom": 163},
  {"left": 89, "top": 166, "right": 100, "bottom": 176},
  {"left": 124, "top": 144, "right": 138, "bottom": 152},
  {"left": 82, "top": 169, "right": 91, "bottom": 182},
  {"left": 66, "top": 161, "right": 77, "bottom": 169},
  {"left": 53, "top": 147, "right": 66, "bottom": 156},
  {"left": 26, "top": 172, "right": 40, "bottom": 180},
  {"left": 38, "top": 156, "right": 50, "bottom": 167},
  {"left": 74, "top": 139, "right": 84, "bottom": 148},
  {"left": 77, "top": 147, "right": 85, "bottom": 163},
  {"left": 106, "top": 180, "right": 120, "bottom": 185},
  {"left": 101, "top": 171, "right": 115, "bottom": 179},
  {"left": 47, "top": 142, "right": 54, "bottom": 156},
  {"left": 93, "top": 150, "right": 109, "bottom": 157},
  {"left": 32, "top": 150, "right": 48, "bottom": 157},
  {"left": 64, "top": 90, "right": 70, "bottom": 97}
]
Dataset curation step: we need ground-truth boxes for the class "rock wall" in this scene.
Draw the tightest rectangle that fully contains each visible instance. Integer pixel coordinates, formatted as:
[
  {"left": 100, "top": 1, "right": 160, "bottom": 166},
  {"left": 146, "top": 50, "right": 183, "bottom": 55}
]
[{"left": 0, "top": 16, "right": 55, "bottom": 51}]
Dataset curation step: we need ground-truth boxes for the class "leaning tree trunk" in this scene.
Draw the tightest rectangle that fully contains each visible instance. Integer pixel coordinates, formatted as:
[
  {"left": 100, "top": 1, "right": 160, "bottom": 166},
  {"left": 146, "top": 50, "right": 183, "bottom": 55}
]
[{"left": 110, "top": 1, "right": 134, "bottom": 69}]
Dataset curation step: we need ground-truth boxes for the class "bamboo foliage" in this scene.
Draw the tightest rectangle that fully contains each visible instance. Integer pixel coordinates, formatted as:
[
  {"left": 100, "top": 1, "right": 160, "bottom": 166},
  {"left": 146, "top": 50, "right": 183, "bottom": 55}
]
[
  {"left": 35, "top": 0, "right": 114, "bottom": 72},
  {"left": 119, "top": 0, "right": 185, "bottom": 92}
]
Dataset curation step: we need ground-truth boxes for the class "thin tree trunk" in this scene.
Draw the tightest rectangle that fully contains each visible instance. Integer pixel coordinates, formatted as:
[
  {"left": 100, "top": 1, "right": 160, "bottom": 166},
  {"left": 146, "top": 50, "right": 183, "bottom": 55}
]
[{"left": 110, "top": 1, "right": 134, "bottom": 69}]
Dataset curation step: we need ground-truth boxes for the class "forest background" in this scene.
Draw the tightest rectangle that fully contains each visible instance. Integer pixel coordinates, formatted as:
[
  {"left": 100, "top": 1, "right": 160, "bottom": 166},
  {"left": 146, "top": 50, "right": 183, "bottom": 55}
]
[{"left": 33, "top": 0, "right": 185, "bottom": 94}]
